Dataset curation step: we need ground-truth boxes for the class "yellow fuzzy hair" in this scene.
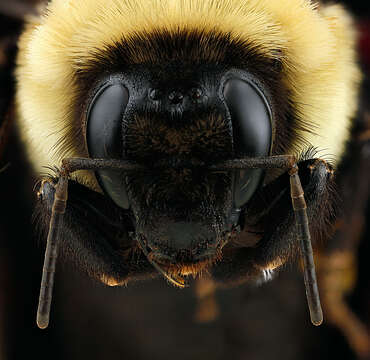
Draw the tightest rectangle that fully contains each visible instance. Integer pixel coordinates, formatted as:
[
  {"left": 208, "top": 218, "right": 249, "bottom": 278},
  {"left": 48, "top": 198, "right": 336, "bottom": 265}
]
[{"left": 16, "top": 0, "right": 361, "bottom": 190}]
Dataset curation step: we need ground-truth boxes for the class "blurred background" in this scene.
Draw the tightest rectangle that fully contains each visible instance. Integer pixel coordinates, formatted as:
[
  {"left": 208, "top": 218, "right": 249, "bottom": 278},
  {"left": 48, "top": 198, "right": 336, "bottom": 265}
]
[{"left": 0, "top": 1, "right": 369, "bottom": 359}]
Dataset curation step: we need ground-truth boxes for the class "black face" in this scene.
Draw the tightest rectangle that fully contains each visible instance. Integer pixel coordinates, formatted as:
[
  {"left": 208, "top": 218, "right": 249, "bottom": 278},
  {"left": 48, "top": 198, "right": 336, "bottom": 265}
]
[{"left": 86, "top": 64, "right": 272, "bottom": 271}]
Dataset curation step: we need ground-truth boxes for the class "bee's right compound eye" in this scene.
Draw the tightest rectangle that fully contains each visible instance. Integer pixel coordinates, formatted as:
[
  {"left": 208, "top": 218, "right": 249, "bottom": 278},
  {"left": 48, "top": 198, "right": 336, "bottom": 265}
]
[
  {"left": 223, "top": 77, "right": 272, "bottom": 208},
  {"left": 87, "top": 83, "right": 130, "bottom": 209}
]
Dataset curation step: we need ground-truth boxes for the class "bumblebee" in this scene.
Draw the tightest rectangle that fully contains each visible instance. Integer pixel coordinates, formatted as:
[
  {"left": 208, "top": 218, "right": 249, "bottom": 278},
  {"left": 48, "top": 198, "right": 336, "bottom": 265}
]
[{"left": 5, "top": 0, "right": 368, "bottom": 339}]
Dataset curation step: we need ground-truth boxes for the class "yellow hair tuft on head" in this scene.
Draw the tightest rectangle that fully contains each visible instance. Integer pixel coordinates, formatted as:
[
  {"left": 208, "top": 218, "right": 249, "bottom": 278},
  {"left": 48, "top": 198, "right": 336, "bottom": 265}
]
[{"left": 16, "top": 0, "right": 361, "bottom": 189}]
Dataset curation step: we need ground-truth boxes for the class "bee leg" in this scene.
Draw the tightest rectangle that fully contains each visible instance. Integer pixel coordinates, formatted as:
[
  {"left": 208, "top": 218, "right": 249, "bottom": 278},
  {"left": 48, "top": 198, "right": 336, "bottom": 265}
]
[
  {"left": 35, "top": 177, "right": 157, "bottom": 326},
  {"left": 193, "top": 276, "right": 219, "bottom": 323},
  {"left": 318, "top": 119, "right": 370, "bottom": 357},
  {"left": 213, "top": 157, "right": 337, "bottom": 285}
]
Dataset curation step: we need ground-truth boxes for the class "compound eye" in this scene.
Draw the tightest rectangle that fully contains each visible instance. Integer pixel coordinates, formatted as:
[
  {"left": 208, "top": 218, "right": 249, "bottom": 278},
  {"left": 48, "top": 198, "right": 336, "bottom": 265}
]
[
  {"left": 87, "top": 83, "right": 130, "bottom": 209},
  {"left": 223, "top": 78, "right": 272, "bottom": 208}
]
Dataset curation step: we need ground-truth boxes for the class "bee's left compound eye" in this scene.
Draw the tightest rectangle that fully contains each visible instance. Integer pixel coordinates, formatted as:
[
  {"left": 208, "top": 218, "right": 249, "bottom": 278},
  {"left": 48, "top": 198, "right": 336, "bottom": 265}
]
[{"left": 87, "top": 83, "right": 130, "bottom": 209}]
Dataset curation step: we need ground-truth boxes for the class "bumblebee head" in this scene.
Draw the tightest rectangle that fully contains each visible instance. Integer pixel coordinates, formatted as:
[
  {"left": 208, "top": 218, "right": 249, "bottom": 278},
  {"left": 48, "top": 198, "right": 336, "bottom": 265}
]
[
  {"left": 85, "top": 60, "right": 272, "bottom": 269},
  {"left": 17, "top": 0, "right": 360, "bottom": 278}
]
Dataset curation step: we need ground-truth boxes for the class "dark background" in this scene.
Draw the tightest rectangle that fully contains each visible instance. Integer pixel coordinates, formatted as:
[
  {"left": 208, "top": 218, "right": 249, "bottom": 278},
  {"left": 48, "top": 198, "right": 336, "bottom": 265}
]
[{"left": 0, "top": 1, "right": 369, "bottom": 359}]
